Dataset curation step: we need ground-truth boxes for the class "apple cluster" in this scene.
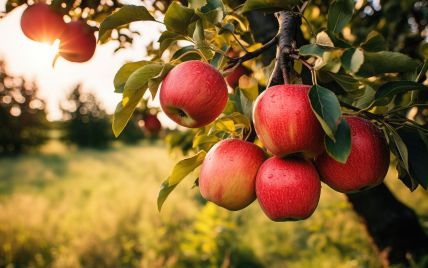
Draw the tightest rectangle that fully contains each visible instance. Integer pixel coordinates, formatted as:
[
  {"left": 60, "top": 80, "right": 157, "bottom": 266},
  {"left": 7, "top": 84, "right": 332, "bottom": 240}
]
[
  {"left": 161, "top": 60, "right": 390, "bottom": 221},
  {"left": 20, "top": 3, "right": 96, "bottom": 63}
]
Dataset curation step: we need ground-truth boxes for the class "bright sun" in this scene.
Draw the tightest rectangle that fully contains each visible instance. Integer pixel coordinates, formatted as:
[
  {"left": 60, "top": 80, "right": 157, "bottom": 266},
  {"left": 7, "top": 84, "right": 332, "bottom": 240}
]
[{"left": 25, "top": 39, "right": 60, "bottom": 69}]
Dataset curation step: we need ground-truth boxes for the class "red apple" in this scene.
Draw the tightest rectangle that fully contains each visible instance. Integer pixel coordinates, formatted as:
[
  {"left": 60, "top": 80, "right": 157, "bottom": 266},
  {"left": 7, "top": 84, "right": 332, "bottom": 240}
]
[
  {"left": 256, "top": 156, "right": 321, "bottom": 221},
  {"left": 144, "top": 114, "right": 161, "bottom": 134},
  {"left": 315, "top": 116, "right": 390, "bottom": 193},
  {"left": 253, "top": 84, "right": 325, "bottom": 158},
  {"left": 59, "top": 21, "right": 96, "bottom": 63},
  {"left": 159, "top": 60, "right": 228, "bottom": 128},
  {"left": 199, "top": 139, "right": 266, "bottom": 211},
  {"left": 20, "top": 3, "right": 66, "bottom": 44},
  {"left": 226, "top": 65, "right": 250, "bottom": 88}
]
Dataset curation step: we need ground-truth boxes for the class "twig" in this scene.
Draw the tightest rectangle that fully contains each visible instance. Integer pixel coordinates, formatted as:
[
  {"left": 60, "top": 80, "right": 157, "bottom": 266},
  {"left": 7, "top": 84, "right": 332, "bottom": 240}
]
[
  {"left": 224, "top": 35, "right": 279, "bottom": 70},
  {"left": 231, "top": 32, "right": 249, "bottom": 53}
]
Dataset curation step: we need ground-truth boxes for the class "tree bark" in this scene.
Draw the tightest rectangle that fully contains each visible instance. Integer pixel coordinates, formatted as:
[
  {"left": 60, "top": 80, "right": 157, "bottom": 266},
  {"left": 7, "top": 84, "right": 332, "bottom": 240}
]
[
  {"left": 246, "top": 10, "right": 428, "bottom": 267},
  {"left": 347, "top": 184, "right": 428, "bottom": 267}
]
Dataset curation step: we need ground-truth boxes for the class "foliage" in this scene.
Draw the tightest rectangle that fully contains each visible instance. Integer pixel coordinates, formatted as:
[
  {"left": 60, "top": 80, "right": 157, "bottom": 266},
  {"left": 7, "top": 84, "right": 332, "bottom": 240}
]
[
  {"left": 60, "top": 85, "right": 113, "bottom": 148},
  {"left": 0, "top": 61, "right": 49, "bottom": 154},
  {"left": 78, "top": 0, "right": 427, "bottom": 207}
]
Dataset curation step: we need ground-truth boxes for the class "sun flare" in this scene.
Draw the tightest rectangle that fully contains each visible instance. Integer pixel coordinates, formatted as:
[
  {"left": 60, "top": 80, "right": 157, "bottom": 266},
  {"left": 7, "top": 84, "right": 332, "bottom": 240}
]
[{"left": 26, "top": 38, "right": 60, "bottom": 68}]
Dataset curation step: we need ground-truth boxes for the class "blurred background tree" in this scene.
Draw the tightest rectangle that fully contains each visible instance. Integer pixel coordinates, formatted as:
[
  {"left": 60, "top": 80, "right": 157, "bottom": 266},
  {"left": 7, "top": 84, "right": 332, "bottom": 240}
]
[
  {"left": 60, "top": 85, "right": 112, "bottom": 148},
  {"left": 0, "top": 61, "right": 49, "bottom": 154}
]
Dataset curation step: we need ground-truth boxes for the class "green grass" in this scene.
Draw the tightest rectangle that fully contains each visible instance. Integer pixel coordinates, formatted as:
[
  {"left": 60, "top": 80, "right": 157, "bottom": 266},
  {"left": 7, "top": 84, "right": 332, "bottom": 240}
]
[{"left": 0, "top": 142, "right": 426, "bottom": 268}]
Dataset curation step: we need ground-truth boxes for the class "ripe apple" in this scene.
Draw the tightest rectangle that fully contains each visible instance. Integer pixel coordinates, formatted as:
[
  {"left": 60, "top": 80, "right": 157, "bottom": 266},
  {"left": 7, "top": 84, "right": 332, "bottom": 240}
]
[
  {"left": 144, "top": 114, "right": 161, "bottom": 134},
  {"left": 256, "top": 156, "right": 321, "bottom": 221},
  {"left": 199, "top": 139, "right": 266, "bottom": 211},
  {"left": 315, "top": 116, "right": 390, "bottom": 193},
  {"left": 253, "top": 84, "right": 325, "bottom": 158},
  {"left": 226, "top": 65, "right": 250, "bottom": 89},
  {"left": 20, "top": 3, "right": 66, "bottom": 44},
  {"left": 159, "top": 60, "right": 228, "bottom": 128},
  {"left": 59, "top": 21, "right": 96, "bottom": 63}
]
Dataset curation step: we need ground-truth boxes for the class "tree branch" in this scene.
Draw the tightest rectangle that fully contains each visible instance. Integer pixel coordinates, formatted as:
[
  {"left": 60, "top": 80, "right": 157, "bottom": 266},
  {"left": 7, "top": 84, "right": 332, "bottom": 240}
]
[
  {"left": 224, "top": 35, "right": 279, "bottom": 70},
  {"left": 267, "top": 11, "right": 303, "bottom": 87}
]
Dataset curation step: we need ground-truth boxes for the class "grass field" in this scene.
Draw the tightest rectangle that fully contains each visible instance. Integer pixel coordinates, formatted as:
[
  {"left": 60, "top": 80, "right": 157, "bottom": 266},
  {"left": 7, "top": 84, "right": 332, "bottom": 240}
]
[{"left": 0, "top": 141, "right": 427, "bottom": 268}]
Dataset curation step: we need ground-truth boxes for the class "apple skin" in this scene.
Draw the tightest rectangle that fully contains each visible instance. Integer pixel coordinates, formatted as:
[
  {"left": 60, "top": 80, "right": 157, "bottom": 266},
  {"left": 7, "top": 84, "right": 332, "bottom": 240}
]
[
  {"left": 226, "top": 65, "right": 249, "bottom": 88},
  {"left": 20, "top": 3, "right": 66, "bottom": 44},
  {"left": 315, "top": 116, "right": 390, "bottom": 193},
  {"left": 59, "top": 21, "right": 96, "bottom": 63},
  {"left": 144, "top": 114, "right": 161, "bottom": 134},
  {"left": 253, "top": 84, "right": 325, "bottom": 158},
  {"left": 199, "top": 139, "right": 266, "bottom": 211},
  {"left": 256, "top": 156, "right": 321, "bottom": 221},
  {"left": 159, "top": 61, "right": 228, "bottom": 128}
]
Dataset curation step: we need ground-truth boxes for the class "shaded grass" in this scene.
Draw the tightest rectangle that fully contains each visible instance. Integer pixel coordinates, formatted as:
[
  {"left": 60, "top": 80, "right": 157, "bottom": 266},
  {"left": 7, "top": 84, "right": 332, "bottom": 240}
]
[{"left": 0, "top": 144, "right": 426, "bottom": 268}]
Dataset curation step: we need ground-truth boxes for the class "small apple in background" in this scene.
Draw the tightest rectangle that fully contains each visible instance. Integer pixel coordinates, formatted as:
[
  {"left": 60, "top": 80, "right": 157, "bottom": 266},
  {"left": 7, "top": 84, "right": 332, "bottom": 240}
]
[
  {"left": 20, "top": 3, "right": 66, "bottom": 44},
  {"left": 160, "top": 60, "right": 228, "bottom": 128},
  {"left": 59, "top": 21, "right": 96, "bottom": 63},
  {"left": 144, "top": 114, "right": 162, "bottom": 134},
  {"left": 199, "top": 139, "right": 266, "bottom": 211},
  {"left": 253, "top": 84, "right": 325, "bottom": 158},
  {"left": 256, "top": 156, "right": 321, "bottom": 221},
  {"left": 226, "top": 65, "right": 250, "bottom": 89},
  {"left": 315, "top": 116, "right": 390, "bottom": 193}
]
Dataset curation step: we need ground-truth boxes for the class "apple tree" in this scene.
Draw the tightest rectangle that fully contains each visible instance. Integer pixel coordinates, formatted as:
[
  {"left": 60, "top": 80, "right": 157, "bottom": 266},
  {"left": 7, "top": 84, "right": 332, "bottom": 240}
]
[
  {"left": 2, "top": 0, "right": 428, "bottom": 266},
  {"left": 101, "top": 1, "right": 428, "bottom": 266}
]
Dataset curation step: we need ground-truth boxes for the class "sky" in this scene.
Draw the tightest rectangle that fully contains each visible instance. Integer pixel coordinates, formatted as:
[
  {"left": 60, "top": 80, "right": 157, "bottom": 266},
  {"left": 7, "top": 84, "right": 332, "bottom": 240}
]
[{"left": 0, "top": 2, "right": 176, "bottom": 126}]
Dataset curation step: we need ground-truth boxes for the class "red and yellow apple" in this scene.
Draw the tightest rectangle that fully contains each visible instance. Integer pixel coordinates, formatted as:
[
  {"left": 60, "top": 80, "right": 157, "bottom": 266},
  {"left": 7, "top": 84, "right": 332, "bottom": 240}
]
[
  {"left": 59, "top": 21, "right": 96, "bottom": 63},
  {"left": 256, "top": 156, "right": 321, "bottom": 221},
  {"left": 315, "top": 116, "right": 390, "bottom": 193},
  {"left": 199, "top": 139, "right": 266, "bottom": 211},
  {"left": 253, "top": 84, "right": 325, "bottom": 158},
  {"left": 20, "top": 3, "right": 66, "bottom": 44},
  {"left": 159, "top": 60, "right": 228, "bottom": 128}
]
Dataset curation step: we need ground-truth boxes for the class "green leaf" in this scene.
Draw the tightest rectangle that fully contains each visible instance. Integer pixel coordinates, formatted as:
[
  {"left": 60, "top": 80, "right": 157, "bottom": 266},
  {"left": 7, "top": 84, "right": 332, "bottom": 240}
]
[
  {"left": 192, "top": 134, "right": 221, "bottom": 150},
  {"left": 354, "top": 85, "right": 376, "bottom": 109},
  {"left": 197, "top": 0, "right": 225, "bottom": 27},
  {"left": 309, "top": 85, "right": 342, "bottom": 140},
  {"left": 148, "top": 64, "right": 174, "bottom": 98},
  {"left": 341, "top": 48, "right": 364, "bottom": 73},
  {"left": 158, "top": 31, "right": 185, "bottom": 56},
  {"left": 361, "top": 31, "right": 387, "bottom": 52},
  {"left": 299, "top": 44, "right": 326, "bottom": 58},
  {"left": 113, "top": 64, "right": 164, "bottom": 137},
  {"left": 171, "top": 46, "right": 202, "bottom": 61},
  {"left": 385, "top": 124, "right": 409, "bottom": 170},
  {"left": 114, "top": 61, "right": 151, "bottom": 93},
  {"left": 242, "top": 0, "right": 302, "bottom": 13},
  {"left": 193, "top": 19, "right": 214, "bottom": 60},
  {"left": 219, "top": 23, "right": 235, "bottom": 35},
  {"left": 98, "top": 5, "right": 155, "bottom": 43},
  {"left": 164, "top": 1, "right": 198, "bottom": 34},
  {"left": 375, "top": 81, "right": 428, "bottom": 101},
  {"left": 157, "top": 151, "right": 207, "bottom": 211},
  {"left": 325, "top": 118, "right": 351, "bottom": 163},
  {"left": 327, "top": 0, "right": 354, "bottom": 34},
  {"left": 398, "top": 128, "right": 428, "bottom": 189},
  {"left": 327, "top": 72, "right": 360, "bottom": 94},
  {"left": 357, "top": 51, "right": 420, "bottom": 77}
]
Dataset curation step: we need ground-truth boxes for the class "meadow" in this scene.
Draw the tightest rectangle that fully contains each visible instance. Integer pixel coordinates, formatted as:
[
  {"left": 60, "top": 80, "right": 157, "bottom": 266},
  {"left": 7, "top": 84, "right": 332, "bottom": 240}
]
[{"left": 0, "top": 141, "right": 427, "bottom": 268}]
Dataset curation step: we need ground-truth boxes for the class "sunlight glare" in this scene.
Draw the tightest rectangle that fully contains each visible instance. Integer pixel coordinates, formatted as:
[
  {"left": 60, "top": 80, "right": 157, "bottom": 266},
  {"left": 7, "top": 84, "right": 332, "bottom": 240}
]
[{"left": 27, "top": 39, "right": 60, "bottom": 70}]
